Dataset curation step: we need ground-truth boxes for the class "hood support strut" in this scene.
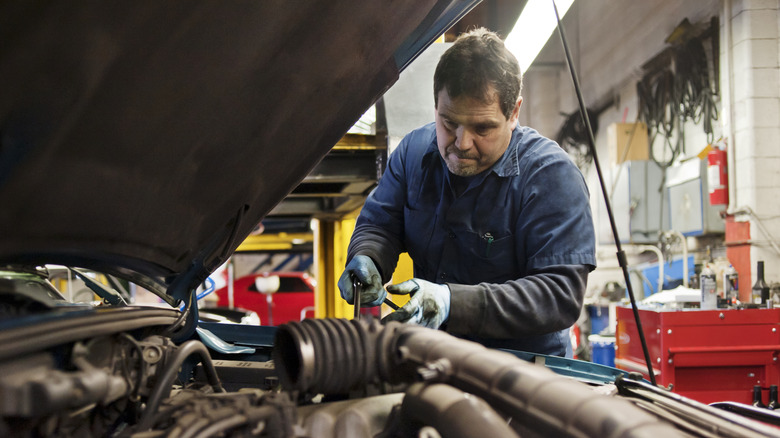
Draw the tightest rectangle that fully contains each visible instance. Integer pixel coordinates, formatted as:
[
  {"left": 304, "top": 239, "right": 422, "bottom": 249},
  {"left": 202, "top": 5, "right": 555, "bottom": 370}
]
[{"left": 552, "top": 0, "right": 656, "bottom": 385}]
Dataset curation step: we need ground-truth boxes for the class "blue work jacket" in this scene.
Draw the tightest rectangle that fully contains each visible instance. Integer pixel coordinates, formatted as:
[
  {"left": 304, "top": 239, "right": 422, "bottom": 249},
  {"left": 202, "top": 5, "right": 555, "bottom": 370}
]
[{"left": 348, "top": 123, "right": 596, "bottom": 356}]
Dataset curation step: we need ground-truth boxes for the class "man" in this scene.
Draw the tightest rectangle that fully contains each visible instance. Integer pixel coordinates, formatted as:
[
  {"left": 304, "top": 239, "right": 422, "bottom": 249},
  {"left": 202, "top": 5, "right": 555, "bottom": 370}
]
[{"left": 338, "top": 28, "right": 595, "bottom": 357}]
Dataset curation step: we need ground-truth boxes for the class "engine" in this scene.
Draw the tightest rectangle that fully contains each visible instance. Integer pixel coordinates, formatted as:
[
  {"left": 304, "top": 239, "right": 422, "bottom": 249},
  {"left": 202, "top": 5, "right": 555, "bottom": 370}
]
[{"left": 1, "top": 317, "right": 777, "bottom": 437}]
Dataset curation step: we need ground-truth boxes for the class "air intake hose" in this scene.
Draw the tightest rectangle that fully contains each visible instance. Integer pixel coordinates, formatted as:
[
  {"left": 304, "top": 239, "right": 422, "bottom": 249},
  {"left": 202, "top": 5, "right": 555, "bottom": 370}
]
[
  {"left": 272, "top": 318, "right": 400, "bottom": 394},
  {"left": 273, "top": 318, "right": 685, "bottom": 438}
]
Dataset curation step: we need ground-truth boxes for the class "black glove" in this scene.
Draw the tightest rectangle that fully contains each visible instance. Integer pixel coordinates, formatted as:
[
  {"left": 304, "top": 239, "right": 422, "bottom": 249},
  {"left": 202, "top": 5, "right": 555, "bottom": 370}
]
[{"left": 338, "top": 255, "right": 385, "bottom": 306}]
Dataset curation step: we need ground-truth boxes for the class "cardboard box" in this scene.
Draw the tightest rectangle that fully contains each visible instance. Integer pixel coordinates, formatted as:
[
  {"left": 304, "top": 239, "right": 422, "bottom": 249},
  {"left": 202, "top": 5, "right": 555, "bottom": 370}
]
[{"left": 608, "top": 122, "right": 648, "bottom": 165}]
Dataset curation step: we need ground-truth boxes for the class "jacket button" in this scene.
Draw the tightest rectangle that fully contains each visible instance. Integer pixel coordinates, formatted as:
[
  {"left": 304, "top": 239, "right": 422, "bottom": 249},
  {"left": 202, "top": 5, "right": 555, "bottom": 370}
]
[
  {"left": 448, "top": 232, "right": 456, "bottom": 238},
  {"left": 440, "top": 273, "right": 446, "bottom": 279}
]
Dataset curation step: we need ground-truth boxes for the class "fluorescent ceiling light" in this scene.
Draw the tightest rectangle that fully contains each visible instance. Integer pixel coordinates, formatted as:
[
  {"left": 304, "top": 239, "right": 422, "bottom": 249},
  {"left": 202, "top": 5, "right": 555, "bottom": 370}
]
[
  {"left": 505, "top": 0, "right": 575, "bottom": 73},
  {"left": 348, "top": 105, "right": 376, "bottom": 135}
]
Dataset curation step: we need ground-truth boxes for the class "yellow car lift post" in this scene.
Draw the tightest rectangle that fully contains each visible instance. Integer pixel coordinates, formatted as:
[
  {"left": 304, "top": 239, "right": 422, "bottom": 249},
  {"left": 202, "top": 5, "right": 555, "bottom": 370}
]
[{"left": 313, "top": 211, "right": 413, "bottom": 319}]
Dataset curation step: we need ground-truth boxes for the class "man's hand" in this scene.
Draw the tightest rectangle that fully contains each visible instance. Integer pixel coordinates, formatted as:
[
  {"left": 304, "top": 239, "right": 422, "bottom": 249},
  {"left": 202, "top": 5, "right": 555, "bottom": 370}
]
[
  {"left": 381, "top": 279, "right": 450, "bottom": 329},
  {"left": 338, "top": 255, "right": 385, "bottom": 306}
]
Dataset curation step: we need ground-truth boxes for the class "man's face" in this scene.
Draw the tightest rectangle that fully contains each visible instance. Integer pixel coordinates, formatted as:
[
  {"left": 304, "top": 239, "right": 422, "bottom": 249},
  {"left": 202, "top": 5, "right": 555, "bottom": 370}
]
[{"left": 435, "top": 87, "right": 521, "bottom": 176}]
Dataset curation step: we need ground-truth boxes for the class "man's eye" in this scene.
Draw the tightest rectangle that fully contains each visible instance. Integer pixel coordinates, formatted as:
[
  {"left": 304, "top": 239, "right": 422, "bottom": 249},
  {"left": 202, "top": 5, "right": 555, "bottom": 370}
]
[
  {"left": 475, "top": 126, "right": 490, "bottom": 136},
  {"left": 442, "top": 119, "right": 456, "bottom": 129}
]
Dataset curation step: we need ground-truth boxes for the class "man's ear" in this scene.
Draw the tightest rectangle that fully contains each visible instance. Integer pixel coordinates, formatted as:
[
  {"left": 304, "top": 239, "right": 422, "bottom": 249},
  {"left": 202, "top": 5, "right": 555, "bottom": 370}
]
[{"left": 508, "top": 97, "right": 522, "bottom": 129}]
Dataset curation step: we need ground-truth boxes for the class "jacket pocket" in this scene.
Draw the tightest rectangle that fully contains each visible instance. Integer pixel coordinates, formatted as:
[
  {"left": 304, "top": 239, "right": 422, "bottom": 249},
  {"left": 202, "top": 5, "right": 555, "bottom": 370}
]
[{"left": 459, "top": 231, "right": 519, "bottom": 283}]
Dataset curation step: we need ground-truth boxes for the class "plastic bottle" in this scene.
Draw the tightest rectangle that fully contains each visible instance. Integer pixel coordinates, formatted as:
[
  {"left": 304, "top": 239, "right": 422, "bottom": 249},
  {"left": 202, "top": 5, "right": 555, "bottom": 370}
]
[
  {"left": 723, "top": 264, "right": 739, "bottom": 307},
  {"left": 700, "top": 249, "right": 717, "bottom": 310},
  {"left": 752, "top": 385, "right": 766, "bottom": 408},
  {"left": 768, "top": 385, "right": 779, "bottom": 410},
  {"left": 771, "top": 283, "right": 780, "bottom": 308},
  {"left": 752, "top": 261, "right": 769, "bottom": 306}
]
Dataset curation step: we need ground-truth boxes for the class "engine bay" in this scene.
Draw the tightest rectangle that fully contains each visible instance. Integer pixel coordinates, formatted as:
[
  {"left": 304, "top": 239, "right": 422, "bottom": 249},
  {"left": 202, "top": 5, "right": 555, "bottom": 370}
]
[{"left": 2, "top": 307, "right": 778, "bottom": 438}]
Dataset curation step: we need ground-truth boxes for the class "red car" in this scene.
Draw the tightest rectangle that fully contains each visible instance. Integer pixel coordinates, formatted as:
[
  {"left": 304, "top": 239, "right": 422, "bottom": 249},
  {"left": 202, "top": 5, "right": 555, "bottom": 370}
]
[{"left": 214, "top": 272, "right": 315, "bottom": 326}]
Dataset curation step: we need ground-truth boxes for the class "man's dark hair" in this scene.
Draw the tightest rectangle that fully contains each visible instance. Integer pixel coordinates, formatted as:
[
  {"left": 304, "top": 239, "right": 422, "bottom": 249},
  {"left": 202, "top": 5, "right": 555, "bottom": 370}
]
[{"left": 434, "top": 28, "right": 522, "bottom": 119}]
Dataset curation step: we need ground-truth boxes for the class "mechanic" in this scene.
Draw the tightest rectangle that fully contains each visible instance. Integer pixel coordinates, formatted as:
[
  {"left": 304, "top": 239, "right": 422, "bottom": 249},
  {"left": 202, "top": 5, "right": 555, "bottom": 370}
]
[{"left": 338, "top": 28, "right": 596, "bottom": 357}]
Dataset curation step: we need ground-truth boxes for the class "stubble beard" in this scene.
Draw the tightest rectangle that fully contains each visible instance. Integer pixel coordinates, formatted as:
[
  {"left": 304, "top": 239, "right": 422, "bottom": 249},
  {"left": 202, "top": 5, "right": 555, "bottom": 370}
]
[
  {"left": 445, "top": 159, "right": 479, "bottom": 177},
  {"left": 443, "top": 147, "right": 481, "bottom": 176}
]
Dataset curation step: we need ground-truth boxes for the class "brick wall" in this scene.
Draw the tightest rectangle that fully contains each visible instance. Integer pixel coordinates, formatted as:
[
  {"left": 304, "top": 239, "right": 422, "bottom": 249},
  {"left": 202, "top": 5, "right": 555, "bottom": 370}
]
[{"left": 726, "top": 0, "right": 780, "bottom": 286}]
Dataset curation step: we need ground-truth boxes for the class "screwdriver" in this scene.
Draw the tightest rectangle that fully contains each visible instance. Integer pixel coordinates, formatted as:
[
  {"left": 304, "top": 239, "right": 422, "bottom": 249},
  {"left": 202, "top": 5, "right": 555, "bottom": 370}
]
[{"left": 352, "top": 276, "right": 399, "bottom": 320}]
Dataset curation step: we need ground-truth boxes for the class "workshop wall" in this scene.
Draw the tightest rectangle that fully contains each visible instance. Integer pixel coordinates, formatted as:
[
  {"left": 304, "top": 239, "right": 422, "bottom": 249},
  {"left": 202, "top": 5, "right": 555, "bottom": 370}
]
[
  {"left": 726, "top": 0, "right": 780, "bottom": 287},
  {"left": 518, "top": 0, "right": 780, "bottom": 298}
]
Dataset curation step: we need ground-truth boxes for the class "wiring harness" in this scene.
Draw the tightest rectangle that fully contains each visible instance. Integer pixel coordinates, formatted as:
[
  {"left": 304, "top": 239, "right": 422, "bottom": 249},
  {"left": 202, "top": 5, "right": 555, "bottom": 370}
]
[
  {"left": 555, "top": 18, "right": 719, "bottom": 172},
  {"left": 637, "top": 17, "right": 719, "bottom": 167},
  {"left": 557, "top": 108, "right": 599, "bottom": 169}
]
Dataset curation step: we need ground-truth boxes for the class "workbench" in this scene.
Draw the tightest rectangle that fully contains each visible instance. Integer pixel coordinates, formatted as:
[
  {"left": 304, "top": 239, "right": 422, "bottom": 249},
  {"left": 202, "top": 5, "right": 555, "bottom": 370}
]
[{"left": 616, "top": 307, "right": 780, "bottom": 405}]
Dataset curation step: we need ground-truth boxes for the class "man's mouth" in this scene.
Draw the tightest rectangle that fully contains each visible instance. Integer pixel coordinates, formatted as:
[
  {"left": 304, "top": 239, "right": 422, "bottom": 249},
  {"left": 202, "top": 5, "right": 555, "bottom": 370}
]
[{"left": 448, "top": 151, "right": 477, "bottom": 161}]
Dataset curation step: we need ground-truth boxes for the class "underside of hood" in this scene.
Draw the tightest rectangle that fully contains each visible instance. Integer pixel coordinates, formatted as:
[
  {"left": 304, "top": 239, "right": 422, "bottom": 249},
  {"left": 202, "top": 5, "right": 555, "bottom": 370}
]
[{"left": 0, "top": 1, "right": 478, "bottom": 299}]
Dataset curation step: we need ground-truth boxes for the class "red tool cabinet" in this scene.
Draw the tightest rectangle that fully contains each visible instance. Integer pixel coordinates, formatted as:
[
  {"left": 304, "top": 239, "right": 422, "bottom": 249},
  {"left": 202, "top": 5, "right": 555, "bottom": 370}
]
[{"left": 616, "top": 307, "right": 780, "bottom": 404}]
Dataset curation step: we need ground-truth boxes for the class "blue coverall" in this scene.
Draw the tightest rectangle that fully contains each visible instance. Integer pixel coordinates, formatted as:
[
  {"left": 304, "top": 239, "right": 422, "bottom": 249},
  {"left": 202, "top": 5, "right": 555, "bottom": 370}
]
[{"left": 348, "top": 122, "right": 596, "bottom": 356}]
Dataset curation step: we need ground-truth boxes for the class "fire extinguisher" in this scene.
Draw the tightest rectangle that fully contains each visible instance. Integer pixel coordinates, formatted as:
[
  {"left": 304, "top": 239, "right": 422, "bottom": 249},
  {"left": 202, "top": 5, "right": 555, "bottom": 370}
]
[{"left": 707, "top": 146, "right": 728, "bottom": 206}]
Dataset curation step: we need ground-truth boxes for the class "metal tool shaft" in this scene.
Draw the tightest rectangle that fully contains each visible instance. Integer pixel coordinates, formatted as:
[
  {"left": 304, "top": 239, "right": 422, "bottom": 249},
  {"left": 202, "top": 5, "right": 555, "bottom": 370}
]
[
  {"left": 384, "top": 297, "right": 400, "bottom": 311},
  {"left": 353, "top": 277, "right": 362, "bottom": 319},
  {"left": 353, "top": 275, "right": 399, "bottom": 316}
]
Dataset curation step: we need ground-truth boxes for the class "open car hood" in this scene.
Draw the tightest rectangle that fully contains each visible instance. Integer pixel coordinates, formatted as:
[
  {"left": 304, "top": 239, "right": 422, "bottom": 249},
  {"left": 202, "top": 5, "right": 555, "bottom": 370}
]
[{"left": 0, "top": 1, "right": 478, "bottom": 301}]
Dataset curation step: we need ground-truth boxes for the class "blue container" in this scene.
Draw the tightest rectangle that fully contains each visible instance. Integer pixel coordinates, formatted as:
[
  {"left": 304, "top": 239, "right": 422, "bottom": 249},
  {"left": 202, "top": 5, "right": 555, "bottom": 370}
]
[
  {"left": 637, "top": 254, "right": 695, "bottom": 297},
  {"left": 589, "top": 335, "right": 615, "bottom": 367},
  {"left": 588, "top": 305, "right": 610, "bottom": 336}
]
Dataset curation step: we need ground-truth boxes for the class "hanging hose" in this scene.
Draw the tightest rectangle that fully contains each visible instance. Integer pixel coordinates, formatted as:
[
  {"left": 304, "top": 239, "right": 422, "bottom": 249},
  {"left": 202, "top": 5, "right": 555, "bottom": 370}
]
[
  {"left": 556, "top": 108, "right": 598, "bottom": 169},
  {"left": 637, "top": 18, "right": 719, "bottom": 166},
  {"left": 196, "top": 277, "right": 216, "bottom": 302}
]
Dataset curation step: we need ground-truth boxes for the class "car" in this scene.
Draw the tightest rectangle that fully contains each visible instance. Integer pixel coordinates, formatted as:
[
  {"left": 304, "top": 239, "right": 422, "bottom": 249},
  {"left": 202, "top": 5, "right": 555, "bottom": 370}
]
[
  {"left": 213, "top": 272, "right": 316, "bottom": 326},
  {"left": 0, "top": 266, "right": 77, "bottom": 316},
  {"left": 1, "top": 2, "right": 779, "bottom": 437}
]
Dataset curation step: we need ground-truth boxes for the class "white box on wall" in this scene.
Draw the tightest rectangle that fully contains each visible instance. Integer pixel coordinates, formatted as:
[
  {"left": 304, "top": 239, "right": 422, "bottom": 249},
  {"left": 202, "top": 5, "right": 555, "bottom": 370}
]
[
  {"left": 598, "top": 160, "right": 668, "bottom": 244},
  {"left": 666, "top": 159, "right": 725, "bottom": 236}
]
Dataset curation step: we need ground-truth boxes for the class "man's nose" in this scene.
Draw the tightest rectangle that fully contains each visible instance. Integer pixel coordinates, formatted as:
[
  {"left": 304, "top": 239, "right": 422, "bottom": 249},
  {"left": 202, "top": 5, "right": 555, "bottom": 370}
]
[{"left": 455, "top": 126, "right": 474, "bottom": 150}]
